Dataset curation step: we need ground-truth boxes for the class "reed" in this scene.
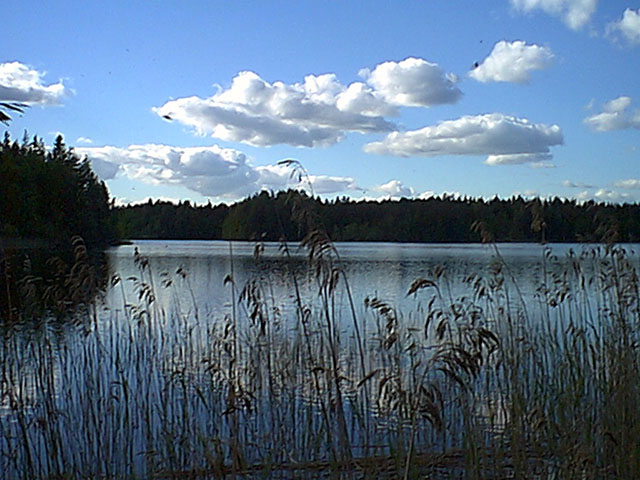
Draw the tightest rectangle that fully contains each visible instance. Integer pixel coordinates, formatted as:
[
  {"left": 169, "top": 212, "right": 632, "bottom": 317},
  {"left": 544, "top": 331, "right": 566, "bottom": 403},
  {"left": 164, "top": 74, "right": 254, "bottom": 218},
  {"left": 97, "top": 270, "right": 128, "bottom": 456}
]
[{"left": 1, "top": 232, "right": 639, "bottom": 478}]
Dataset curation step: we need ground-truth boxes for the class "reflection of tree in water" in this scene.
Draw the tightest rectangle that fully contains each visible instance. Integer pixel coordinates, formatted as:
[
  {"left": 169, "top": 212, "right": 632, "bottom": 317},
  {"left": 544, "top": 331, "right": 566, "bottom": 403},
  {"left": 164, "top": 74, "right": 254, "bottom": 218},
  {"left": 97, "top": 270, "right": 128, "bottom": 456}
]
[{"left": 0, "top": 237, "right": 108, "bottom": 324}]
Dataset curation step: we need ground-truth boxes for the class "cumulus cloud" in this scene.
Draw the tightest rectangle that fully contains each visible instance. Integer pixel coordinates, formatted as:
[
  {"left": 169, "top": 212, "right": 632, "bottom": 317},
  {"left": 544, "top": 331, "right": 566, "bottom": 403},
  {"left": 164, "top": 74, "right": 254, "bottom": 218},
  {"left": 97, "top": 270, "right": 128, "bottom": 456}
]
[
  {"left": 583, "top": 96, "right": 640, "bottom": 131},
  {"left": 0, "top": 61, "right": 68, "bottom": 105},
  {"left": 485, "top": 152, "right": 553, "bottom": 165},
  {"left": 594, "top": 188, "right": 632, "bottom": 202},
  {"left": 88, "top": 157, "right": 120, "bottom": 180},
  {"left": 574, "top": 188, "right": 635, "bottom": 203},
  {"left": 364, "top": 113, "right": 563, "bottom": 164},
  {"left": 417, "top": 190, "right": 437, "bottom": 200},
  {"left": 155, "top": 71, "right": 396, "bottom": 147},
  {"left": 529, "top": 161, "right": 556, "bottom": 169},
  {"left": 307, "top": 175, "right": 360, "bottom": 194},
  {"left": 607, "top": 8, "right": 640, "bottom": 45},
  {"left": 155, "top": 58, "right": 461, "bottom": 148},
  {"left": 359, "top": 185, "right": 444, "bottom": 202},
  {"left": 511, "top": 189, "right": 544, "bottom": 199},
  {"left": 359, "top": 57, "right": 462, "bottom": 107},
  {"left": 77, "top": 144, "right": 359, "bottom": 199},
  {"left": 510, "top": 0, "right": 598, "bottom": 30},
  {"left": 605, "top": 96, "right": 633, "bottom": 112},
  {"left": 615, "top": 178, "right": 640, "bottom": 189},
  {"left": 373, "top": 179, "right": 416, "bottom": 198},
  {"left": 469, "top": 41, "right": 554, "bottom": 84},
  {"left": 254, "top": 163, "right": 359, "bottom": 194},
  {"left": 76, "top": 136, "right": 93, "bottom": 144},
  {"left": 575, "top": 190, "right": 592, "bottom": 201},
  {"left": 563, "top": 180, "right": 595, "bottom": 188},
  {"left": 335, "top": 82, "right": 396, "bottom": 117}
]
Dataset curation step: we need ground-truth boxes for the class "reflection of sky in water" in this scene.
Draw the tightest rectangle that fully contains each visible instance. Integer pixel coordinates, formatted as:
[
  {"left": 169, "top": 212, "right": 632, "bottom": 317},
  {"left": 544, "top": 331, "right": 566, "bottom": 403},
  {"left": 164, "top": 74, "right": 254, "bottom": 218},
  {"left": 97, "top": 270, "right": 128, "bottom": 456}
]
[
  {"left": 107, "top": 241, "right": 640, "bottom": 327},
  {"left": 3, "top": 241, "right": 640, "bottom": 478}
]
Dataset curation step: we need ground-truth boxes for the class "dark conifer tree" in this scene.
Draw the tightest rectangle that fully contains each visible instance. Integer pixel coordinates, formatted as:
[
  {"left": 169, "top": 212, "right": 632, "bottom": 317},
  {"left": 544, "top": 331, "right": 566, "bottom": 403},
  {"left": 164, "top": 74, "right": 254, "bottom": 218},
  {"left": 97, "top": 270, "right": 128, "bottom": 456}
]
[{"left": 0, "top": 133, "right": 116, "bottom": 245}]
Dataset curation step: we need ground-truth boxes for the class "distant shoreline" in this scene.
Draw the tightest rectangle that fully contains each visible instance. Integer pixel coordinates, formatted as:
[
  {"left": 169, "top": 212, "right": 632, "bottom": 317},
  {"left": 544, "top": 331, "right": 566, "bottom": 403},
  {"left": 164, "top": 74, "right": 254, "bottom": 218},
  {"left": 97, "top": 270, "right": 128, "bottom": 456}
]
[
  {"left": 0, "top": 237, "right": 130, "bottom": 250},
  {"left": 0, "top": 237, "right": 51, "bottom": 249},
  {"left": 5, "top": 236, "right": 640, "bottom": 249}
]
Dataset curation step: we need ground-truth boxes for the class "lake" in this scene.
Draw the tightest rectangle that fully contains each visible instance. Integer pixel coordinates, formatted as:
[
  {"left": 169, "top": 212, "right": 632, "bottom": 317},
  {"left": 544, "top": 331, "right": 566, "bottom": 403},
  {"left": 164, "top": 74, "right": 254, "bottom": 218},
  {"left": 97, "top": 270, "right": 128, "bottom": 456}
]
[
  {"left": 2, "top": 240, "right": 639, "bottom": 478},
  {"left": 107, "top": 240, "right": 612, "bottom": 322}
]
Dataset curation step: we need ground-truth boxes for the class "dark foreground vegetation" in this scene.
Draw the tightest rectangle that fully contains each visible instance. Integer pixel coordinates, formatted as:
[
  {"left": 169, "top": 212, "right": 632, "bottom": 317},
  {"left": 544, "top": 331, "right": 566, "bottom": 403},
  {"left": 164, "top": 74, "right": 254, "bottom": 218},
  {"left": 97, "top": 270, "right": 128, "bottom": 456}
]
[
  {"left": 0, "top": 133, "right": 116, "bottom": 246},
  {"left": 0, "top": 133, "right": 114, "bottom": 322},
  {"left": 115, "top": 189, "right": 640, "bottom": 243},
  {"left": 1, "top": 189, "right": 640, "bottom": 478}
]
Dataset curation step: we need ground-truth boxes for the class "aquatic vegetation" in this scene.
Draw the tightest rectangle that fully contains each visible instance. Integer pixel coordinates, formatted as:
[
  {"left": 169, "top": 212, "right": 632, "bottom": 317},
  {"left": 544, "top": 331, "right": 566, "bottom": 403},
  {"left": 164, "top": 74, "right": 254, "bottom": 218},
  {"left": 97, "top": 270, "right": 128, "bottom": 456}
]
[{"left": 0, "top": 236, "right": 639, "bottom": 478}]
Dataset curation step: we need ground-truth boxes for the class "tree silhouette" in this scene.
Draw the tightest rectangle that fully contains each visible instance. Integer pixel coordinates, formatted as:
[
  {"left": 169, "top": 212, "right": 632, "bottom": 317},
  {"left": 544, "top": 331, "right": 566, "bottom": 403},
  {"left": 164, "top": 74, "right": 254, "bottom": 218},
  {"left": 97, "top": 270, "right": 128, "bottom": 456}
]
[
  {"left": 114, "top": 189, "right": 640, "bottom": 243},
  {"left": 1, "top": 133, "right": 116, "bottom": 245},
  {"left": 0, "top": 102, "right": 27, "bottom": 125}
]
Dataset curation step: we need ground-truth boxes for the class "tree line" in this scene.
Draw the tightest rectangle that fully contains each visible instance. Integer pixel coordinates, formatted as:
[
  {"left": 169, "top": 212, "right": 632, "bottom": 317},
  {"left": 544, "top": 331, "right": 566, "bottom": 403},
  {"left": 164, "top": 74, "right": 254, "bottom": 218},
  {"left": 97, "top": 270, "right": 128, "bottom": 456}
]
[
  {"left": 0, "top": 133, "right": 116, "bottom": 246},
  {"left": 115, "top": 189, "right": 640, "bottom": 244},
  {"left": 1, "top": 131, "right": 639, "bottom": 245}
]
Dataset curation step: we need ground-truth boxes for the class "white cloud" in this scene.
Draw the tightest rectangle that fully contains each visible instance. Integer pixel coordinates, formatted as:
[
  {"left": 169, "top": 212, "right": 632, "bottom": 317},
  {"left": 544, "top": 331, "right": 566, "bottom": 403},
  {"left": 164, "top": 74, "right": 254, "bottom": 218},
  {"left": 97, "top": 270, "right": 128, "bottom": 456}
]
[
  {"left": 417, "top": 190, "right": 437, "bottom": 200},
  {"left": 359, "top": 187, "right": 452, "bottom": 202},
  {"left": 307, "top": 175, "right": 360, "bottom": 194},
  {"left": 155, "top": 70, "right": 396, "bottom": 148},
  {"left": 615, "top": 179, "right": 640, "bottom": 189},
  {"left": 563, "top": 180, "right": 595, "bottom": 188},
  {"left": 575, "top": 187, "right": 636, "bottom": 203},
  {"left": 511, "top": 189, "right": 543, "bottom": 199},
  {"left": 510, "top": 0, "right": 598, "bottom": 30},
  {"left": 373, "top": 179, "right": 415, "bottom": 198},
  {"left": 576, "top": 190, "right": 591, "bottom": 201},
  {"left": 154, "top": 58, "right": 461, "bottom": 148},
  {"left": 254, "top": 163, "right": 359, "bottom": 194},
  {"left": 607, "top": 8, "right": 640, "bottom": 45},
  {"left": 78, "top": 144, "right": 259, "bottom": 198},
  {"left": 0, "top": 61, "right": 68, "bottom": 105},
  {"left": 594, "top": 188, "right": 632, "bottom": 202},
  {"left": 604, "top": 96, "right": 632, "bottom": 113},
  {"left": 359, "top": 57, "right": 462, "bottom": 107},
  {"left": 469, "top": 41, "right": 554, "bottom": 84},
  {"left": 88, "top": 157, "right": 120, "bottom": 180},
  {"left": 585, "top": 112, "right": 629, "bottom": 131},
  {"left": 529, "top": 161, "right": 556, "bottom": 169},
  {"left": 114, "top": 196, "right": 183, "bottom": 207},
  {"left": 76, "top": 136, "right": 93, "bottom": 144},
  {"left": 584, "top": 96, "right": 640, "bottom": 131},
  {"left": 485, "top": 152, "right": 552, "bottom": 165},
  {"left": 77, "top": 144, "right": 359, "bottom": 199},
  {"left": 364, "top": 113, "right": 563, "bottom": 164}
]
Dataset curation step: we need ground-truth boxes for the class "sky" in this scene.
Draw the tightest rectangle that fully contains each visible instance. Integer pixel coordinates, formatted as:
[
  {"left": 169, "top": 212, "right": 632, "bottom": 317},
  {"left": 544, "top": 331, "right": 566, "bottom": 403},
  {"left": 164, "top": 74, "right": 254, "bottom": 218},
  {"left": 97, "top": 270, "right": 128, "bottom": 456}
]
[{"left": 2, "top": 0, "right": 640, "bottom": 205}]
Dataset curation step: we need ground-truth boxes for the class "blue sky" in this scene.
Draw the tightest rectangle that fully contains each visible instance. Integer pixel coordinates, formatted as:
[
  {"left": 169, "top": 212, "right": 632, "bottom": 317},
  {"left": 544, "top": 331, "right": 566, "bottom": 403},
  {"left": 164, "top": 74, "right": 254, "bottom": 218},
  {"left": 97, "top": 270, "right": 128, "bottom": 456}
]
[{"left": 3, "top": 0, "right": 640, "bottom": 205}]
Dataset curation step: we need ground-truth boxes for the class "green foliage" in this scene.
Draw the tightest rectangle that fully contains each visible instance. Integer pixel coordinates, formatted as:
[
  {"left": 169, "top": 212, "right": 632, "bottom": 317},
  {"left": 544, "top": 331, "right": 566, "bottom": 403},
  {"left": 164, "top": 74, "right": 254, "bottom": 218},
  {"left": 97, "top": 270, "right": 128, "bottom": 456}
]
[
  {"left": 0, "top": 132, "right": 116, "bottom": 245},
  {"left": 114, "top": 198, "right": 229, "bottom": 240},
  {"left": 115, "top": 189, "right": 640, "bottom": 243}
]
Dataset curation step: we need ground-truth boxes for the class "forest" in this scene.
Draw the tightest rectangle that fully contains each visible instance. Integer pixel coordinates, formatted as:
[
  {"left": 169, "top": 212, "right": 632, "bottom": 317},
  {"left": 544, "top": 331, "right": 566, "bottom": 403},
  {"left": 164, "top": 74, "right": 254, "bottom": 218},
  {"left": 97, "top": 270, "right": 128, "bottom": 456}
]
[
  {"left": 0, "top": 133, "right": 115, "bottom": 246},
  {"left": 2, "top": 131, "right": 640, "bottom": 246},
  {"left": 115, "top": 189, "right": 640, "bottom": 244}
]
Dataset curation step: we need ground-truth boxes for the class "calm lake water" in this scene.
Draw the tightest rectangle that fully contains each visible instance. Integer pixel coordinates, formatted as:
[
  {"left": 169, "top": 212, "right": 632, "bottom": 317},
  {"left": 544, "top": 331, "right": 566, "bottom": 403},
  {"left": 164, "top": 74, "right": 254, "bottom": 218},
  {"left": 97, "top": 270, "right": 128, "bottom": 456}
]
[
  {"left": 2, "top": 240, "right": 639, "bottom": 478},
  {"left": 106, "top": 240, "right": 640, "bottom": 325},
  {"left": 107, "top": 241, "right": 612, "bottom": 317}
]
